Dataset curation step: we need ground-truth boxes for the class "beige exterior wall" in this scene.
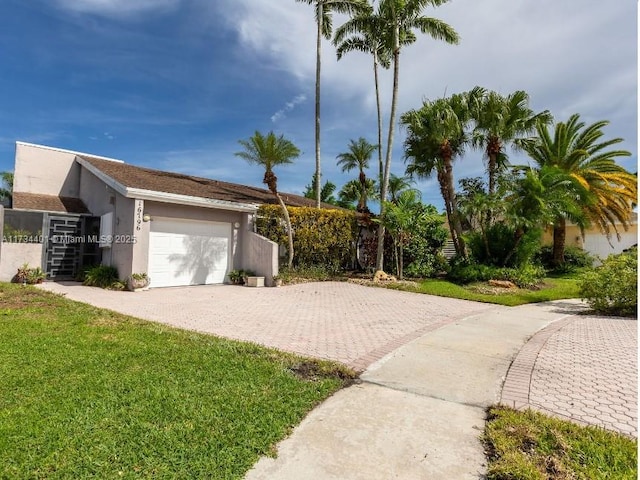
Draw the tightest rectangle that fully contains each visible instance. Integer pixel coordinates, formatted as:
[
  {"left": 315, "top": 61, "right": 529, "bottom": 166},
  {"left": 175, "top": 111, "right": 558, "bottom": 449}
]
[
  {"left": 243, "top": 231, "right": 278, "bottom": 286},
  {"left": 78, "top": 166, "right": 137, "bottom": 279},
  {"left": 542, "top": 222, "right": 638, "bottom": 258},
  {"left": 0, "top": 243, "right": 44, "bottom": 282},
  {"left": 13, "top": 143, "right": 82, "bottom": 197}
]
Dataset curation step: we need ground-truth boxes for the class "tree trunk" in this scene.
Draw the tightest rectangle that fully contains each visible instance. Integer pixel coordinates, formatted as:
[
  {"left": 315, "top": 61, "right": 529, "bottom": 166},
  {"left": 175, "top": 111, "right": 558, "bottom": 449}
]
[
  {"left": 444, "top": 155, "right": 466, "bottom": 259},
  {"left": 373, "top": 52, "right": 383, "bottom": 190},
  {"left": 552, "top": 217, "right": 566, "bottom": 267},
  {"left": 398, "top": 241, "right": 404, "bottom": 280},
  {"left": 503, "top": 227, "right": 524, "bottom": 267},
  {"left": 376, "top": 27, "right": 400, "bottom": 271},
  {"left": 439, "top": 172, "right": 461, "bottom": 257},
  {"left": 314, "top": 2, "right": 323, "bottom": 209},
  {"left": 275, "top": 192, "right": 295, "bottom": 268}
]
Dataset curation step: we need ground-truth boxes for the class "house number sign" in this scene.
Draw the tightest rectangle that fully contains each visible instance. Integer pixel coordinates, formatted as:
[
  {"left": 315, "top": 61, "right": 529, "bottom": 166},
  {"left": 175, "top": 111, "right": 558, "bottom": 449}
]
[{"left": 136, "top": 201, "right": 143, "bottom": 231}]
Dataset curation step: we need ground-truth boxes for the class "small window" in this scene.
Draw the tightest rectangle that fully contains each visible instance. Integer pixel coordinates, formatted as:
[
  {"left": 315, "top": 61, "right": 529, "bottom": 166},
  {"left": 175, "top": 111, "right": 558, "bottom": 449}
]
[{"left": 99, "top": 212, "right": 113, "bottom": 248}]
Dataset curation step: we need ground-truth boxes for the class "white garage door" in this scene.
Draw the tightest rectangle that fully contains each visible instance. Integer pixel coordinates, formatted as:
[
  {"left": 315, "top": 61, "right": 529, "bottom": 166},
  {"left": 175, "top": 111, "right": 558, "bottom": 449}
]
[
  {"left": 148, "top": 218, "right": 231, "bottom": 288},
  {"left": 583, "top": 230, "right": 637, "bottom": 261}
]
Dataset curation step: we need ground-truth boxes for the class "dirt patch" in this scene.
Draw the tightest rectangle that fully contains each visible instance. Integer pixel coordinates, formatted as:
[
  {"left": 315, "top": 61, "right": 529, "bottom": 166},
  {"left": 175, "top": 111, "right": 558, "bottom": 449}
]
[{"left": 288, "top": 360, "right": 356, "bottom": 383}]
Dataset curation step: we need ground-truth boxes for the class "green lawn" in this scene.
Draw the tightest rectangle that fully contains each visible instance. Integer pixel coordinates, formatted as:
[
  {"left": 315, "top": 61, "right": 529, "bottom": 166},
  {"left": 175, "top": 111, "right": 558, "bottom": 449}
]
[
  {"left": 0, "top": 284, "right": 353, "bottom": 479},
  {"left": 387, "top": 277, "right": 581, "bottom": 306},
  {"left": 485, "top": 406, "right": 637, "bottom": 479}
]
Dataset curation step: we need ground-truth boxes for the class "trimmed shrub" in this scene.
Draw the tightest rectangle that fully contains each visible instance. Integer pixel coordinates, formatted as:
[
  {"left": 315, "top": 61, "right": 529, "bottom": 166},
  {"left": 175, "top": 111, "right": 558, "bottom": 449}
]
[
  {"left": 83, "top": 265, "right": 123, "bottom": 290},
  {"left": 579, "top": 250, "right": 637, "bottom": 316},
  {"left": 466, "top": 223, "right": 542, "bottom": 268},
  {"left": 256, "top": 205, "right": 358, "bottom": 269},
  {"left": 448, "top": 262, "right": 545, "bottom": 288},
  {"left": 535, "top": 245, "right": 594, "bottom": 271}
]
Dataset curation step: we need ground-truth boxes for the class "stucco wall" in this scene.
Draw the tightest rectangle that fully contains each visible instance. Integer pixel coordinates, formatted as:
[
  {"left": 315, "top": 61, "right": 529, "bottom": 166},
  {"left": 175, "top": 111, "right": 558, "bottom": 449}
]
[
  {"left": 13, "top": 143, "right": 81, "bottom": 197},
  {"left": 542, "top": 223, "right": 638, "bottom": 256},
  {"left": 243, "top": 231, "right": 278, "bottom": 287},
  {"left": 78, "top": 166, "right": 137, "bottom": 279},
  {"left": 0, "top": 243, "right": 43, "bottom": 282}
]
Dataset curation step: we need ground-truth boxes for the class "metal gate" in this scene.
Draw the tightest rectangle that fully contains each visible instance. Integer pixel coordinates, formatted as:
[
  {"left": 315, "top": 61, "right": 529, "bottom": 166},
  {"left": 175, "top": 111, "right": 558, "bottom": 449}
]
[{"left": 43, "top": 214, "right": 100, "bottom": 280}]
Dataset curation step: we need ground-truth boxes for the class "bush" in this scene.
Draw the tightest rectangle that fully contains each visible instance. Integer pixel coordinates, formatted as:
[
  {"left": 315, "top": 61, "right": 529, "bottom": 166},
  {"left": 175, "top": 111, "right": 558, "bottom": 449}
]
[
  {"left": 257, "top": 206, "right": 357, "bottom": 269},
  {"left": 83, "top": 265, "right": 122, "bottom": 290},
  {"left": 498, "top": 264, "right": 546, "bottom": 289},
  {"left": 276, "top": 264, "right": 343, "bottom": 284},
  {"left": 536, "top": 245, "right": 594, "bottom": 272},
  {"left": 448, "top": 262, "right": 499, "bottom": 284},
  {"left": 12, "top": 263, "right": 45, "bottom": 284},
  {"left": 466, "top": 223, "right": 542, "bottom": 268},
  {"left": 579, "top": 251, "right": 637, "bottom": 316},
  {"left": 448, "top": 261, "right": 545, "bottom": 288}
]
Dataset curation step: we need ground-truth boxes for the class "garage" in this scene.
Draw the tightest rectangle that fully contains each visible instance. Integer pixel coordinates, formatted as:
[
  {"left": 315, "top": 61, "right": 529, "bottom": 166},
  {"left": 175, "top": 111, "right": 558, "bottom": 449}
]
[
  {"left": 148, "top": 217, "right": 232, "bottom": 288},
  {"left": 583, "top": 230, "right": 637, "bottom": 261}
]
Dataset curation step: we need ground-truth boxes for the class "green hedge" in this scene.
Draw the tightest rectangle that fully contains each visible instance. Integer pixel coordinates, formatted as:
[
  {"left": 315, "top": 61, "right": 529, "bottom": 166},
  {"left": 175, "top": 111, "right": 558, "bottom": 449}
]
[{"left": 256, "top": 205, "right": 358, "bottom": 268}]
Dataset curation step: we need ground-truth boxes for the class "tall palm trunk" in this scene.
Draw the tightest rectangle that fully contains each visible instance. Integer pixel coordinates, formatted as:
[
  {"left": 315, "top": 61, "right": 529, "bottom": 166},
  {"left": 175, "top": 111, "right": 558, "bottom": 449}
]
[
  {"left": 314, "top": 2, "right": 323, "bottom": 209},
  {"left": 373, "top": 52, "right": 383, "bottom": 189},
  {"left": 443, "top": 155, "right": 466, "bottom": 258},
  {"left": 376, "top": 27, "right": 400, "bottom": 270},
  {"left": 552, "top": 217, "right": 566, "bottom": 267},
  {"left": 275, "top": 192, "right": 295, "bottom": 268}
]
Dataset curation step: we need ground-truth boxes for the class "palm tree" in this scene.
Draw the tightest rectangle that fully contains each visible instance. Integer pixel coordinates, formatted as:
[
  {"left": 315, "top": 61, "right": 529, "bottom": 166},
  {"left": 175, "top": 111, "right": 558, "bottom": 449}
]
[
  {"left": 375, "top": 0, "right": 459, "bottom": 269},
  {"left": 338, "top": 178, "right": 378, "bottom": 209},
  {"left": 387, "top": 173, "right": 418, "bottom": 203},
  {"left": 377, "top": 189, "right": 426, "bottom": 279},
  {"left": 235, "top": 131, "right": 301, "bottom": 267},
  {"left": 521, "top": 114, "right": 637, "bottom": 265},
  {"left": 296, "top": 0, "right": 367, "bottom": 208},
  {"left": 336, "top": 137, "right": 377, "bottom": 212},
  {"left": 334, "top": 3, "right": 391, "bottom": 185},
  {"left": 402, "top": 93, "right": 470, "bottom": 258},
  {"left": 470, "top": 88, "right": 552, "bottom": 199}
]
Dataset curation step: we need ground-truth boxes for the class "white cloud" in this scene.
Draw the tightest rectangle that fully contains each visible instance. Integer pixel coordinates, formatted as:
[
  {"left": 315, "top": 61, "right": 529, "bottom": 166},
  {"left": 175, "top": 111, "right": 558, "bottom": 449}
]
[
  {"left": 54, "top": 0, "right": 181, "bottom": 18},
  {"left": 271, "top": 94, "right": 307, "bottom": 122}
]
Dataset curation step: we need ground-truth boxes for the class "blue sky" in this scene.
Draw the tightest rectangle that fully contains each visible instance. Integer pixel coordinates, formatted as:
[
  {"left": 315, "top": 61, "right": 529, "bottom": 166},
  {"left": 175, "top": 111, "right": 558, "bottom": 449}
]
[{"left": 0, "top": 0, "right": 636, "bottom": 210}]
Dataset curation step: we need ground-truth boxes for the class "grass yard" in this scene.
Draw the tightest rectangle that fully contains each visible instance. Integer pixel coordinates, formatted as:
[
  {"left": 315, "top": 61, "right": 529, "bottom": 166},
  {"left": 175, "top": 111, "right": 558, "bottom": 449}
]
[
  {"left": 0, "top": 284, "right": 354, "bottom": 479},
  {"left": 386, "top": 277, "right": 581, "bottom": 306},
  {"left": 484, "top": 406, "right": 637, "bottom": 480}
]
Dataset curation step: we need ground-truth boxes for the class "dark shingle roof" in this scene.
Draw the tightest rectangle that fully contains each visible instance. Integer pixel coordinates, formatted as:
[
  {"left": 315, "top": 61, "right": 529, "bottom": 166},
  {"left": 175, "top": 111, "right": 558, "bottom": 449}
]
[
  {"left": 12, "top": 192, "right": 89, "bottom": 214},
  {"left": 80, "top": 156, "right": 337, "bottom": 209}
]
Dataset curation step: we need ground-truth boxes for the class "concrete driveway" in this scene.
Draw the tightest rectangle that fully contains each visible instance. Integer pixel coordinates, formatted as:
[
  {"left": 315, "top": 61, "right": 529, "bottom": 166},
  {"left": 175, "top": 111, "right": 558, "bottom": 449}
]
[{"left": 40, "top": 281, "right": 493, "bottom": 371}]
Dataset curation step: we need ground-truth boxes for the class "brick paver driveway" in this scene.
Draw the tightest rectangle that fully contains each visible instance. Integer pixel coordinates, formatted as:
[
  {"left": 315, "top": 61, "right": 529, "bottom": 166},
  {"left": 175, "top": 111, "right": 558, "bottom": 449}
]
[
  {"left": 502, "top": 314, "right": 637, "bottom": 437},
  {"left": 41, "top": 281, "right": 493, "bottom": 371}
]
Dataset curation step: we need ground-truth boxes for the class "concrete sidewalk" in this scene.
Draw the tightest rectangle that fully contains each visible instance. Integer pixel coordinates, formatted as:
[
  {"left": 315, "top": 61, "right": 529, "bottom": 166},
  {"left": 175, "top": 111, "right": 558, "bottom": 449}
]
[{"left": 245, "top": 301, "right": 582, "bottom": 480}]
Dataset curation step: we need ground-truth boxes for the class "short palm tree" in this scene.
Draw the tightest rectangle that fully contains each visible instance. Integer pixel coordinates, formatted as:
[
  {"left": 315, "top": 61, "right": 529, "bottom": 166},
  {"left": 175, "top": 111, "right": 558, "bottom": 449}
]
[
  {"left": 235, "top": 131, "right": 300, "bottom": 267},
  {"left": 334, "top": 3, "right": 391, "bottom": 184},
  {"left": 521, "top": 114, "right": 637, "bottom": 265},
  {"left": 387, "top": 173, "right": 418, "bottom": 204},
  {"left": 375, "top": 0, "right": 459, "bottom": 269},
  {"left": 377, "top": 189, "right": 426, "bottom": 279},
  {"left": 296, "top": 0, "right": 367, "bottom": 208},
  {"left": 338, "top": 178, "right": 378, "bottom": 210},
  {"left": 402, "top": 93, "right": 470, "bottom": 258},
  {"left": 336, "top": 137, "right": 377, "bottom": 212}
]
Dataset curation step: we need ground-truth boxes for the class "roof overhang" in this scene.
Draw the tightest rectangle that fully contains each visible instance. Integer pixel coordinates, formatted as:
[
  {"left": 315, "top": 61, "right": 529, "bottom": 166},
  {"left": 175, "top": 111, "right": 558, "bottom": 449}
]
[{"left": 76, "top": 157, "right": 258, "bottom": 213}]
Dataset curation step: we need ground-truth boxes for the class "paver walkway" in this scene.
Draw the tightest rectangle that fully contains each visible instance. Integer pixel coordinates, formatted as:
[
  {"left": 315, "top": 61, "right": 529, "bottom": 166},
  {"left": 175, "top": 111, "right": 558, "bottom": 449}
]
[
  {"left": 39, "top": 281, "right": 492, "bottom": 371},
  {"left": 502, "top": 313, "right": 638, "bottom": 437}
]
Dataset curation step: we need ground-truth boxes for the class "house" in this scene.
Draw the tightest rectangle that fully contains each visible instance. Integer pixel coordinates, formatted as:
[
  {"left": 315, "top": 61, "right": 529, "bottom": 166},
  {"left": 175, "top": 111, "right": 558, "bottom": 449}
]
[
  {"left": 541, "top": 214, "right": 638, "bottom": 260},
  {"left": 0, "top": 142, "right": 324, "bottom": 287}
]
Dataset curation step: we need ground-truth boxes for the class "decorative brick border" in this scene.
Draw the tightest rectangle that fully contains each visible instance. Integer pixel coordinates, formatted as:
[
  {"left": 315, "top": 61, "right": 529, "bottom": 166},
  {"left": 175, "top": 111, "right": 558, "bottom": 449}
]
[
  {"left": 500, "top": 316, "right": 576, "bottom": 409},
  {"left": 350, "top": 312, "right": 489, "bottom": 372}
]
